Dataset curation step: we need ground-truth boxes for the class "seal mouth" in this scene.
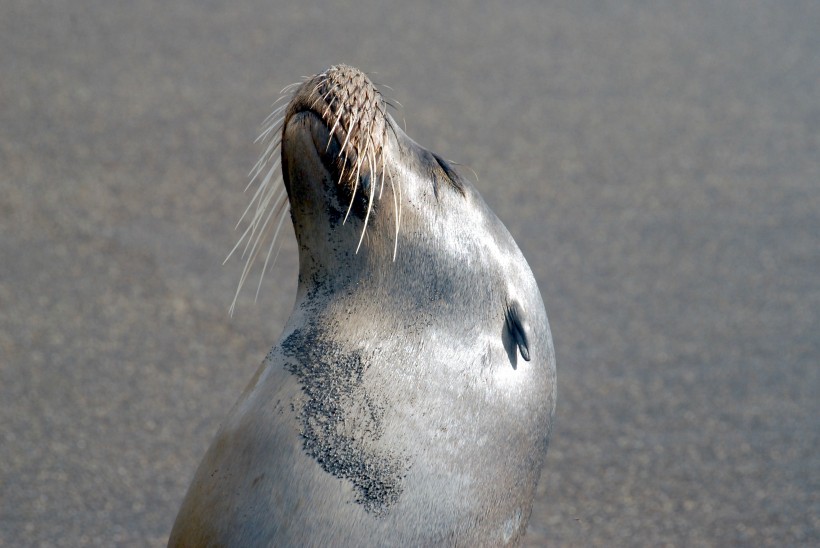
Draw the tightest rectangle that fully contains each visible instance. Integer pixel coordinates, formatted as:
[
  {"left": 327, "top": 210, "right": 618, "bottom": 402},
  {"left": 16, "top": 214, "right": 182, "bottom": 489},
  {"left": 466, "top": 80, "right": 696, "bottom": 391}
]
[{"left": 288, "top": 108, "right": 368, "bottom": 204}]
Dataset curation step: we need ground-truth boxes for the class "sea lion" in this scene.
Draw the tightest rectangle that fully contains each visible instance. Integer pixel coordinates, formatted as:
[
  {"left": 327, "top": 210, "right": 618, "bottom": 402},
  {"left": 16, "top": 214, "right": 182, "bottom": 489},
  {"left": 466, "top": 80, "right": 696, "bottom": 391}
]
[{"left": 169, "top": 64, "right": 556, "bottom": 546}]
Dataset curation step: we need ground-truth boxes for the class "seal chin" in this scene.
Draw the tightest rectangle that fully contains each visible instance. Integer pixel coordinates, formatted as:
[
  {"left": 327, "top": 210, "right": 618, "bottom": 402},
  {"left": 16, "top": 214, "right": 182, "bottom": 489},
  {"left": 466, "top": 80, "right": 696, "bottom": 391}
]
[{"left": 282, "top": 111, "right": 334, "bottom": 194}]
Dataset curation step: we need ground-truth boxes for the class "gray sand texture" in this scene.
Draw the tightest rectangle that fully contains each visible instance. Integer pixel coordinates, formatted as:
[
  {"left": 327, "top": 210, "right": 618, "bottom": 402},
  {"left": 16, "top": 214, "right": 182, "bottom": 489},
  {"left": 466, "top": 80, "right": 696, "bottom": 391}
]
[{"left": 1, "top": 1, "right": 817, "bottom": 545}]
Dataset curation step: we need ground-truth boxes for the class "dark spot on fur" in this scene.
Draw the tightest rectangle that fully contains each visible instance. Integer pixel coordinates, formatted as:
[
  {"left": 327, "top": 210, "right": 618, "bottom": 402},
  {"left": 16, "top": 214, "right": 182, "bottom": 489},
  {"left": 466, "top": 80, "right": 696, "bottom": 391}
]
[{"left": 282, "top": 325, "right": 407, "bottom": 515}]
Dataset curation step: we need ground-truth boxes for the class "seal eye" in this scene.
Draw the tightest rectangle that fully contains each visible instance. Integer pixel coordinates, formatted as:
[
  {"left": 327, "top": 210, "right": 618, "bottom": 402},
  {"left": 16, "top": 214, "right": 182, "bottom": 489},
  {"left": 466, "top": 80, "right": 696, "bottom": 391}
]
[{"left": 431, "top": 152, "right": 466, "bottom": 197}]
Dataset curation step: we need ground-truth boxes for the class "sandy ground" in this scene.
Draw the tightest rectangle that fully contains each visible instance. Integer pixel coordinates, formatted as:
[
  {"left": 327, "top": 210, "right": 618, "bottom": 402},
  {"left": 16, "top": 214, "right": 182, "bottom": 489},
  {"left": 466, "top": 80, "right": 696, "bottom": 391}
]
[{"left": 1, "top": 0, "right": 817, "bottom": 545}]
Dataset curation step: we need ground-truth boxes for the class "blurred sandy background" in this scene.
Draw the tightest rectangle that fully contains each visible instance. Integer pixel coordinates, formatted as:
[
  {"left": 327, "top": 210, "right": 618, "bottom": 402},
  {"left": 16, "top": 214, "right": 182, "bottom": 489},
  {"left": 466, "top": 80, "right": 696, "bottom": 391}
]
[{"left": 1, "top": 0, "right": 817, "bottom": 545}]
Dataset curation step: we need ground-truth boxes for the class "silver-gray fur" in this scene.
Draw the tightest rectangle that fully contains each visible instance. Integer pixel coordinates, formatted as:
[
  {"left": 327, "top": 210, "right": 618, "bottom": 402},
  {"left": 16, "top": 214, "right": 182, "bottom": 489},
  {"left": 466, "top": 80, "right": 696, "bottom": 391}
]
[{"left": 169, "top": 65, "right": 556, "bottom": 547}]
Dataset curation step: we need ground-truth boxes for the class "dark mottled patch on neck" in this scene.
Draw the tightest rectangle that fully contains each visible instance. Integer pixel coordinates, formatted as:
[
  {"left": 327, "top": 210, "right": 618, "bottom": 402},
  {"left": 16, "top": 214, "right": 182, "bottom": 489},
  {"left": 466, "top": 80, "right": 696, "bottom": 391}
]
[{"left": 281, "top": 325, "right": 407, "bottom": 515}]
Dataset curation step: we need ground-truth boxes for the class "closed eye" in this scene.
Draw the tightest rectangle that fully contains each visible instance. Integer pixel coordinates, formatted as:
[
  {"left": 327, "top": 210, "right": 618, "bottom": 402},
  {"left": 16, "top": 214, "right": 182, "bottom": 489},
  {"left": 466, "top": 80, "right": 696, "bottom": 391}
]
[{"left": 431, "top": 152, "right": 466, "bottom": 198}]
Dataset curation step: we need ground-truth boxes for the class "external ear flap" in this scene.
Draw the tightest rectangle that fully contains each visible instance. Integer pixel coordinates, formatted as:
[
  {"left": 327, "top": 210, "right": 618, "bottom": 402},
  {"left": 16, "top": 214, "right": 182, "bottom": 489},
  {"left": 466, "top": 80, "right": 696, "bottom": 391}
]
[{"left": 506, "top": 300, "right": 531, "bottom": 362}]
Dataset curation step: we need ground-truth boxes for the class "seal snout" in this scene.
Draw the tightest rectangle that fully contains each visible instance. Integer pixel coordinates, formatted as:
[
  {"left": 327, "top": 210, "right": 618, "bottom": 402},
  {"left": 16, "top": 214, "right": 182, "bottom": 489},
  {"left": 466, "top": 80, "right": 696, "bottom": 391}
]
[
  {"left": 279, "top": 65, "right": 403, "bottom": 258},
  {"left": 286, "top": 65, "right": 388, "bottom": 189}
]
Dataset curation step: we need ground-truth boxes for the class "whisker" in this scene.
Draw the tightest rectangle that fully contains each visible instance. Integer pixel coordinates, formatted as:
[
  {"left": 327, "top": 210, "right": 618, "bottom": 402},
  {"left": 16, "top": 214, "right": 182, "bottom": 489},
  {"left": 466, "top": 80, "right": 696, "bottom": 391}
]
[
  {"left": 248, "top": 135, "right": 282, "bottom": 180},
  {"left": 338, "top": 112, "right": 357, "bottom": 161},
  {"left": 344, "top": 154, "right": 362, "bottom": 224},
  {"left": 355, "top": 143, "right": 377, "bottom": 253},
  {"left": 231, "top": 194, "right": 281, "bottom": 313},
  {"left": 227, "top": 83, "right": 296, "bottom": 314},
  {"left": 229, "top": 66, "right": 407, "bottom": 313},
  {"left": 386, "top": 156, "right": 401, "bottom": 261},
  {"left": 379, "top": 142, "right": 386, "bottom": 203},
  {"left": 310, "top": 82, "right": 335, "bottom": 111},
  {"left": 243, "top": 184, "right": 285, "bottom": 260},
  {"left": 255, "top": 112, "right": 286, "bottom": 143},
  {"left": 326, "top": 109, "right": 345, "bottom": 152},
  {"left": 384, "top": 99, "right": 403, "bottom": 112},
  {"left": 279, "top": 81, "right": 302, "bottom": 95},
  {"left": 255, "top": 200, "right": 291, "bottom": 302}
]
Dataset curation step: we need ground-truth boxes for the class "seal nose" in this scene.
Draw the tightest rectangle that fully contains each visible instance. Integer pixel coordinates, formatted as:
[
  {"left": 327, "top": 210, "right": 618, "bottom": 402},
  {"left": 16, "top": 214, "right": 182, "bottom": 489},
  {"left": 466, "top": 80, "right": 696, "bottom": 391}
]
[{"left": 282, "top": 65, "right": 387, "bottom": 191}]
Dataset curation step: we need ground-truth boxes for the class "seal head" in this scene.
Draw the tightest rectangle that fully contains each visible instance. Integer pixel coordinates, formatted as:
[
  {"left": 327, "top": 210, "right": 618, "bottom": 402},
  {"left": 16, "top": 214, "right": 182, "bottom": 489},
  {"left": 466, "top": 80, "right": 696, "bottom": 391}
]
[{"left": 169, "top": 65, "right": 556, "bottom": 546}]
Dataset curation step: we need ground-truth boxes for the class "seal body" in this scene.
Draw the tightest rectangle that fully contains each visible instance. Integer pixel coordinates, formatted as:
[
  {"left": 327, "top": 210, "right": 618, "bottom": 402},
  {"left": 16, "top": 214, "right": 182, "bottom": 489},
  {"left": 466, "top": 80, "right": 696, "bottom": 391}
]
[{"left": 169, "top": 65, "right": 556, "bottom": 546}]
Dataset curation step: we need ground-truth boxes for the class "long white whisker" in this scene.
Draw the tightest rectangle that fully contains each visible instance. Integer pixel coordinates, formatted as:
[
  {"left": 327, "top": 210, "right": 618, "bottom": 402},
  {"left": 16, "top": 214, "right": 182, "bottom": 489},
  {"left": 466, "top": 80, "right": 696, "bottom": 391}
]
[
  {"left": 241, "top": 157, "right": 280, "bottom": 212},
  {"left": 225, "top": 210, "right": 260, "bottom": 265},
  {"left": 387, "top": 158, "right": 400, "bottom": 261},
  {"left": 260, "top": 101, "right": 288, "bottom": 125},
  {"left": 261, "top": 100, "right": 289, "bottom": 127},
  {"left": 255, "top": 113, "right": 285, "bottom": 143},
  {"left": 311, "top": 83, "right": 336, "bottom": 112},
  {"left": 338, "top": 113, "right": 357, "bottom": 165},
  {"left": 254, "top": 201, "right": 291, "bottom": 302},
  {"left": 248, "top": 135, "right": 282, "bottom": 180},
  {"left": 231, "top": 196, "right": 281, "bottom": 312},
  {"left": 344, "top": 155, "right": 361, "bottom": 224},
  {"left": 378, "top": 145, "right": 386, "bottom": 200},
  {"left": 227, "top": 81, "right": 301, "bottom": 315},
  {"left": 279, "top": 81, "right": 302, "bottom": 95},
  {"left": 326, "top": 109, "right": 345, "bottom": 152},
  {"left": 242, "top": 185, "right": 285, "bottom": 259},
  {"left": 355, "top": 143, "right": 377, "bottom": 253}
]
